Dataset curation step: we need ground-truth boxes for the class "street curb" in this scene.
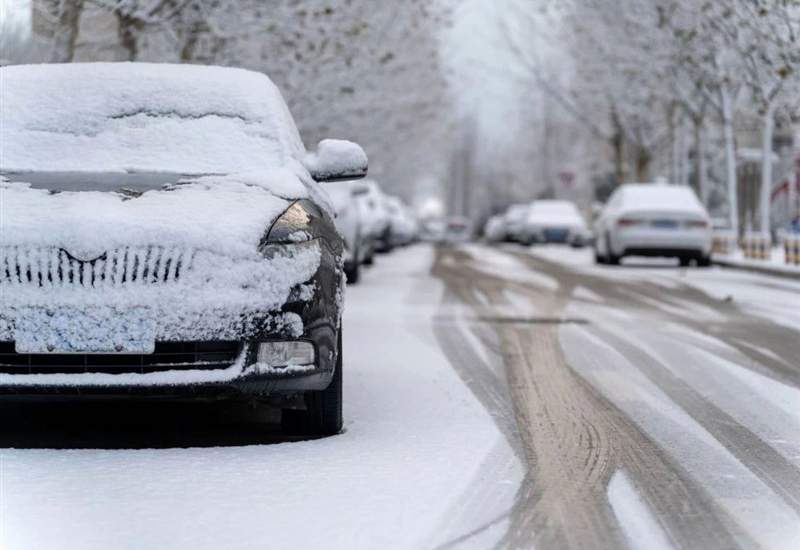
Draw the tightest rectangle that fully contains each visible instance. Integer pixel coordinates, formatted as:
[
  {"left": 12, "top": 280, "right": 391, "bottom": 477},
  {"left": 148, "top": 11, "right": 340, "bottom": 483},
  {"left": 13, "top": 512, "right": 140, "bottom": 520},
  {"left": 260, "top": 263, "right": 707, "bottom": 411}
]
[{"left": 713, "top": 258, "right": 800, "bottom": 281}]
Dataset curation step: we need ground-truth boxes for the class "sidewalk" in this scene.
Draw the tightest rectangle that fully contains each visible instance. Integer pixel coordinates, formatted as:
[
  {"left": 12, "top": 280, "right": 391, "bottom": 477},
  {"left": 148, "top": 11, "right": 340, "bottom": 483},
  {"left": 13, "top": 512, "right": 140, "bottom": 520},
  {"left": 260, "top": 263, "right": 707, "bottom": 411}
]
[{"left": 713, "top": 248, "right": 800, "bottom": 280}]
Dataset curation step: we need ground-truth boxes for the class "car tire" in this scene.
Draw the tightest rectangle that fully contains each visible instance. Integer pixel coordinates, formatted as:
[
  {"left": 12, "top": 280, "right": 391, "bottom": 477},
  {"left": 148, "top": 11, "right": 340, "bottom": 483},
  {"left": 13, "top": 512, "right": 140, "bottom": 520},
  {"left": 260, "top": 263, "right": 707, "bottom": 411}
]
[
  {"left": 345, "top": 262, "right": 360, "bottom": 284},
  {"left": 608, "top": 253, "right": 621, "bottom": 265},
  {"left": 594, "top": 251, "right": 607, "bottom": 264},
  {"left": 363, "top": 252, "right": 374, "bottom": 266},
  {"left": 697, "top": 255, "right": 711, "bottom": 267},
  {"left": 679, "top": 256, "right": 691, "bottom": 267},
  {"left": 283, "top": 332, "right": 343, "bottom": 437}
]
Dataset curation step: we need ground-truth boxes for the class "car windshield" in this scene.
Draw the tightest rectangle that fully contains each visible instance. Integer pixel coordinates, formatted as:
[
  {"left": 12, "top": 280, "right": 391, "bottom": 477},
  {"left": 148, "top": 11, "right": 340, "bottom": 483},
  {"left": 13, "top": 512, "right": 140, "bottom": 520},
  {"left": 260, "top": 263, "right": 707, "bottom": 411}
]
[{"left": 0, "top": 64, "right": 292, "bottom": 175}]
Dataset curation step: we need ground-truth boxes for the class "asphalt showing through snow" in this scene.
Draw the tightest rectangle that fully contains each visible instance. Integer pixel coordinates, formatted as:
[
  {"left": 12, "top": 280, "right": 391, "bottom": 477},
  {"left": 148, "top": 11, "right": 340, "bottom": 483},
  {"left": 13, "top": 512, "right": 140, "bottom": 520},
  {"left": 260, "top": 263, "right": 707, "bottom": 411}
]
[{"left": 431, "top": 243, "right": 800, "bottom": 550}]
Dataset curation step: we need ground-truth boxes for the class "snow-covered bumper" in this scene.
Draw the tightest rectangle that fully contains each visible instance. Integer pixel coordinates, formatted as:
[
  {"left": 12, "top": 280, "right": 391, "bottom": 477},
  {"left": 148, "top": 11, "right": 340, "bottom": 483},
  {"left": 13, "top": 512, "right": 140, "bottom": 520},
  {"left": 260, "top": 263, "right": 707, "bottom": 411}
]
[{"left": 0, "top": 238, "right": 344, "bottom": 398}]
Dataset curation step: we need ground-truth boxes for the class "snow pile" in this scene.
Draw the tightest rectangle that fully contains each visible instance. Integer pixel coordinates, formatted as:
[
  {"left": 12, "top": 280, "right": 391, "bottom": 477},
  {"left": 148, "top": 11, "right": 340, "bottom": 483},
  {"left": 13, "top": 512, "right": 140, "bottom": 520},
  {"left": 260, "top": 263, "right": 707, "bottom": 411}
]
[{"left": 0, "top": 63, "right": 306, "bottom": 175}]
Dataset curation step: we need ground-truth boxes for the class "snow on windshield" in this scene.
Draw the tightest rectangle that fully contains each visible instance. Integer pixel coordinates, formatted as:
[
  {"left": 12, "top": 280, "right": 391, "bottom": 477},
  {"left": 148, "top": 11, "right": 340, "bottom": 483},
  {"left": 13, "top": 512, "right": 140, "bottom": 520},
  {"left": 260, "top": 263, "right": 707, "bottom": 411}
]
[{"left": 0, "top": 63, "right": 304, "bottom": 175}]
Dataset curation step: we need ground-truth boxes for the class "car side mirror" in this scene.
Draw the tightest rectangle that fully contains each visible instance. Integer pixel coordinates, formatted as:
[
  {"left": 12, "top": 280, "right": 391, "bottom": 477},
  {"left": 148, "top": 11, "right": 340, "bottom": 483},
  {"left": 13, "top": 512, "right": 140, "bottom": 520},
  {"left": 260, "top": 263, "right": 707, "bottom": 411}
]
[{"left": 304, "top": 139, "right": 368, "bottom": 182}]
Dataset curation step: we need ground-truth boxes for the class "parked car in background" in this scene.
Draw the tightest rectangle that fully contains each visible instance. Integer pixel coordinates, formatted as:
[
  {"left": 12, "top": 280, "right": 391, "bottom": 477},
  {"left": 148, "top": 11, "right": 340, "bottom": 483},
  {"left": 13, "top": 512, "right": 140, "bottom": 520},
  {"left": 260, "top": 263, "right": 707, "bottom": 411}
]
[
  {"left": 326, "top": 181, "right": 371, "bottom": 284},
  {"left": 503, "top": 203, "right": 530, "bottom": 243},
  {"left": 593, "top": 183, "right": 712, "bottom": 266},
  {"left": 522, "top": 200, "right": 590, "bottom": 246},
  {"left": 384, "top": 196, "right": 419, "bottom": 247},
  {"left": 0, "top": 63, "right": 368, "bottom": 435},
  {"left": 354, "top": 180, "right": 390, "bottom": 263},
  {"left": 484, "top": 214, "right": 508, "bottom": 242},
  {"left": 419, "top": 218, "right": 447, "bottom": 242}
]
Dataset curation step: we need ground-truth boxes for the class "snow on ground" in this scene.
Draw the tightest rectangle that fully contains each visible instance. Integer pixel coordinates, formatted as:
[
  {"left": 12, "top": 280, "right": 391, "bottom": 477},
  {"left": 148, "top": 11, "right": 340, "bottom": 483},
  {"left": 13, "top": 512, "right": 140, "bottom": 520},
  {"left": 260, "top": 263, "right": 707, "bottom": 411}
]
[
  {"left": 714, "top": 247, "right": 800, "bottom": 276},
  {"left": 0, "top": 245, "right": 521, "bottom": 550},
  {"left": 527, "top": 244, "right": 800, "bottom": 331}
]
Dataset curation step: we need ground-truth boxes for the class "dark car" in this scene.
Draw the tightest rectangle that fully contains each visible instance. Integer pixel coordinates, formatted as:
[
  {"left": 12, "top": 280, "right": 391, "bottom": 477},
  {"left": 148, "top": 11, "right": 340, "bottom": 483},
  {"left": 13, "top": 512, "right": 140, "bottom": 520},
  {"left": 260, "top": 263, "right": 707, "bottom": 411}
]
[{"left": 0, "top": 63, "right": 368, "bottom": 435}]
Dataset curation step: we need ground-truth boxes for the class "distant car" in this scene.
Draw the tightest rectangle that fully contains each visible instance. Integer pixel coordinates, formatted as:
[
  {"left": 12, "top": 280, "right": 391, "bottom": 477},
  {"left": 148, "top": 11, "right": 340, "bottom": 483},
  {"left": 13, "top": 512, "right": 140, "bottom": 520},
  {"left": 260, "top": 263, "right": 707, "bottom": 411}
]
[
  {"left": 522, "top": 200, "right": 590, "bottom": 246},
  {"left": 443, "top": 216, "right": 473, "bottom": 243},
  {"left": 503, "top": 203, "right": 530, "bottom": 243},
  {"left": 357, "top": 180, "right": 393, "bottom": 256},
  {"left": 483, "top": 215, "right": 507, "bottom": 242},
  {"left": 0, "top": 62, "right": 369, "bottom": 435},
  {"left": 326, "top": 181, "right": 372, "bottom": 284},
  {"left": 354, "top": 180, "right": 390, "bottom": 263},
  {"left": 593, "top": 183, "right": 712, "bottom": 266},
  {"left": 419, "top": 218, "right": 447, "bottom": 242},
  {"left": 384, "top": 196, "right": 418, "bottom": 247}
]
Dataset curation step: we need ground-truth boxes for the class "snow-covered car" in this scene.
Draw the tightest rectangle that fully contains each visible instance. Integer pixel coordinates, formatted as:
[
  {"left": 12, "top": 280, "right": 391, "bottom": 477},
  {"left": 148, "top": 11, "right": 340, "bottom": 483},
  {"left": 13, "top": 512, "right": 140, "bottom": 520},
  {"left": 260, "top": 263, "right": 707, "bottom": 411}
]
[
  {"left": 483, "top": 214, "right": 507, "bottom": 242},
  {"left": 522, "top": 200, "right": 590, "bottom": 246},
  {"left": 593, "top": 183, "right": 712, "bottom": 266},
  {"left": 0, "top": 63, "right": 369, "bottom": 435},
  {"left": 503, "top": 203, "right": 531, "bottom": 243},
  {"left": 356, "top": 180, "right": 393, "bottom": 254},
  {"left": 325, "top": 180, "right": 372, "bottom": 284},
  {"left": 384, "top": 196, "right": 418, "bottom": 247}
]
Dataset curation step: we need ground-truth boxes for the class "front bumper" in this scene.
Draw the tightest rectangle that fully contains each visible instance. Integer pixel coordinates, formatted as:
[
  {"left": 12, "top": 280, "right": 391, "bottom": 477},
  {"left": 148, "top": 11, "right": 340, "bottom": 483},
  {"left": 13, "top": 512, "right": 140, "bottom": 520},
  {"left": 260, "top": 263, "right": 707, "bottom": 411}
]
[{"left": 0, "top": 243, "right": 344, "bottom": 399}]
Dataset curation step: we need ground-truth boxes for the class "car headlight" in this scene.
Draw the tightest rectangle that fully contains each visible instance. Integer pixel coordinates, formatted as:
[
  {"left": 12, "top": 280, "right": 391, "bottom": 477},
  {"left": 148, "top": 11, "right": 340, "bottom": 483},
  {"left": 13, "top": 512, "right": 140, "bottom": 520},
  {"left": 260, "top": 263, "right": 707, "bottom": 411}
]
[
  {"left": 264, "top": 201, "right": 322, "bottom": 244},
  {"left": 258, "top": 199, "right": 339, "bottom": 259}
]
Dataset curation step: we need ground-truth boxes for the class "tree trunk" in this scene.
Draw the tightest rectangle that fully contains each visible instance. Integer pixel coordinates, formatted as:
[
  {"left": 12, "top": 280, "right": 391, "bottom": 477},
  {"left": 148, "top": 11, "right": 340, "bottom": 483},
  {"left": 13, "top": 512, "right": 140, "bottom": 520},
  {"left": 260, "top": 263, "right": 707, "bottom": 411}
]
[
  {"left": 693, "top": 115, "right": 708, "bottom": 205},
  {"left": 669, "top": 104, "right": 679, "bottom": 183},
  {"left": 721, "top": 87, "right": 739, "bottom": 236},
  {"left": 760, "top": 102, "right": 776, "bottom": 238},
  {"left": 635, "top": 146, "right": 651, "bottom": 181},
  {"left": 610, "top": 110, "right": 625, "bottom": 185},
  {"left": 49, "top": 0, "right": 84, "bottom": 62},
  {"left": 117, "top": 14, "right": 141, "bottom": 61}
]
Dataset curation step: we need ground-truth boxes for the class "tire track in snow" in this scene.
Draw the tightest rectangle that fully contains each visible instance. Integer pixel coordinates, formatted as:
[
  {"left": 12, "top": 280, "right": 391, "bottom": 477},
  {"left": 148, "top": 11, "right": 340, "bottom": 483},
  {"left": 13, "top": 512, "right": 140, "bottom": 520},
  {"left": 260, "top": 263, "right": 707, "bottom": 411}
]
[{"left": 431, "top": 245, "right": 752, "bottom": 550}]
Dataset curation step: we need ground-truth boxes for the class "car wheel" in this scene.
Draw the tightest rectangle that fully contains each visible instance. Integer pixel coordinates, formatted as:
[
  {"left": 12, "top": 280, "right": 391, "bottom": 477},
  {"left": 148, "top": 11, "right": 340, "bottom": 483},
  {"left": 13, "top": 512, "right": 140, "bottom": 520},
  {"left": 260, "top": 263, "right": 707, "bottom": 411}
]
[
  {"left": 283, "top": 332, "right": 343, "bottom": 437},
  {"left": 697, "top": 255, "right": 711, "bottom": 267},
  {"left": 594, "top": 250, "right": 607, "bottom": 264},
  {"left": 344, "top": 262, "right": 360, "bottom": 284},
  {"left": 608, "top": 253, "right": 621, "bottom": 265},
  {"left": 679, "top": 256, "right": 691, "bottom": 267},
  {"left": 363, "top": 252, "right": 374, "bottom": 266}
]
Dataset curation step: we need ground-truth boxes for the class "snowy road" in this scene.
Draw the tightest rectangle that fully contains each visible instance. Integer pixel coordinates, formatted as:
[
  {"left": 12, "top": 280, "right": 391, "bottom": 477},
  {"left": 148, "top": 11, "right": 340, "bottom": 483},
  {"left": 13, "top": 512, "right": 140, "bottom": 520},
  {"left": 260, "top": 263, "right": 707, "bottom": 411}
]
[
  {"left": 1, "top": 243, "right": 799, "bottom": 550},
  {"left": 433, "top": 243, "right": 800, "bottom": 550}
]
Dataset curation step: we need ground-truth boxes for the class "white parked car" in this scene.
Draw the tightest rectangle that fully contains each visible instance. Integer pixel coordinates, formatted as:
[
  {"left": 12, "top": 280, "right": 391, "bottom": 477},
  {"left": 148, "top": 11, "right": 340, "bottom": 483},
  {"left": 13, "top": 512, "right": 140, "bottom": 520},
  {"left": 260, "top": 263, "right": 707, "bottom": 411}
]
[
  {"left": 522, "top": 200, "right": 590, "bottom": 246},
  {"left": 356, "top": 180, "right": 389, "bottom": 265},
  {"left": 384, "top": 196, "right": 418, "bottom": 247},
  {"left": 503, "top": 203, "right": 531, "bottom": 243},
  {"left": 326, "top": 181, "right": 372, "bottom": 284},
  {"left": 593, "top": 184, "right": 712, "bottom": 266},
  {"left": 483, "top": 215, "right": 507, "bottom": 242}
]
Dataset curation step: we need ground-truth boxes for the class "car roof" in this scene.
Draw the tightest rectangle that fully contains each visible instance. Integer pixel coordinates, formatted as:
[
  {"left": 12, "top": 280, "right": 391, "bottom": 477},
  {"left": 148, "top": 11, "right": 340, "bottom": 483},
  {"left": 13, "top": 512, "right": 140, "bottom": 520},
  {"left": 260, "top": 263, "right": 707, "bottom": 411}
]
[{"left": 1, "top": 63, "right": 305, "bottom": 175}]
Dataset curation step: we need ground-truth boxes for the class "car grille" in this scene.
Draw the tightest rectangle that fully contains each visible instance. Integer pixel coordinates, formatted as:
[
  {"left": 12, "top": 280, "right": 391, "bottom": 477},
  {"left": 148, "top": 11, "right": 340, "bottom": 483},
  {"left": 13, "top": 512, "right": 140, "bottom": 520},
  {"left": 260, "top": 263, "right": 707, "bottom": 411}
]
[
  {"left": 0, "top": 341, "right": 241, "bottom": 375},
  {"left": 0, "top": 246, "right": 194, "bottom": 288}
]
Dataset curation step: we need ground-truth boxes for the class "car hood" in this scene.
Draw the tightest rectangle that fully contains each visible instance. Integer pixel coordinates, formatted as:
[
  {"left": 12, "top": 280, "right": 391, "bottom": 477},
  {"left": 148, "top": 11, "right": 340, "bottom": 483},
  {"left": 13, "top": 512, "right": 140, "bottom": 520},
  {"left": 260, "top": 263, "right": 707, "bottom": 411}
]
[{"left": 0, "top": 170, "right": 309, "bottom": 258}]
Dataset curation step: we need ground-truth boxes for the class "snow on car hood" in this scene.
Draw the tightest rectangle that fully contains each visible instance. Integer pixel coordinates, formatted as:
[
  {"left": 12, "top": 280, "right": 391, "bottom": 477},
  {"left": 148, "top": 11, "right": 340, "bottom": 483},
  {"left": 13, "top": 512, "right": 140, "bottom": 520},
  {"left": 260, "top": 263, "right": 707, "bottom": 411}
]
[
  {"left": 0, "top": 170, "right": 305, "bottom": 257},
  {"left": 0, "top": 170, "right": 324, "bottom": 346}
]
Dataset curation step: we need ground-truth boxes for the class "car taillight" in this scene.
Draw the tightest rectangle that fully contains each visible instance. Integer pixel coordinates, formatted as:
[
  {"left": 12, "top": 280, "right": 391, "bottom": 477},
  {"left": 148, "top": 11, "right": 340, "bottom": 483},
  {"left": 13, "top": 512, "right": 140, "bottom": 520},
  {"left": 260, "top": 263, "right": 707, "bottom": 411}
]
[
  {"left": 617, "top": 218, "right": 644, "bottom": 227},
  {"left": 684, "top": 220, "right": 709, "bottom": 228}
]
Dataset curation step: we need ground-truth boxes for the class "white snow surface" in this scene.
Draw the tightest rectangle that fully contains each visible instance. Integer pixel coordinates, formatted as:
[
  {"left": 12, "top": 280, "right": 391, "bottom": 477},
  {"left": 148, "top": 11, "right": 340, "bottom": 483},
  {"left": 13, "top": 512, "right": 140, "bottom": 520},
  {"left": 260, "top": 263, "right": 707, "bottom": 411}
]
[
  {"left": 617, "top": 183, "right": 706, "bottom": 215},
  {"left": 0, "top": 245, "right": 521, "bottom": 549},
  {"left": 0, "top": 63, "right": 307, "bottom": 175},
  {"left": 303, "top": 139, "right": 368, "bottom": 179}
]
